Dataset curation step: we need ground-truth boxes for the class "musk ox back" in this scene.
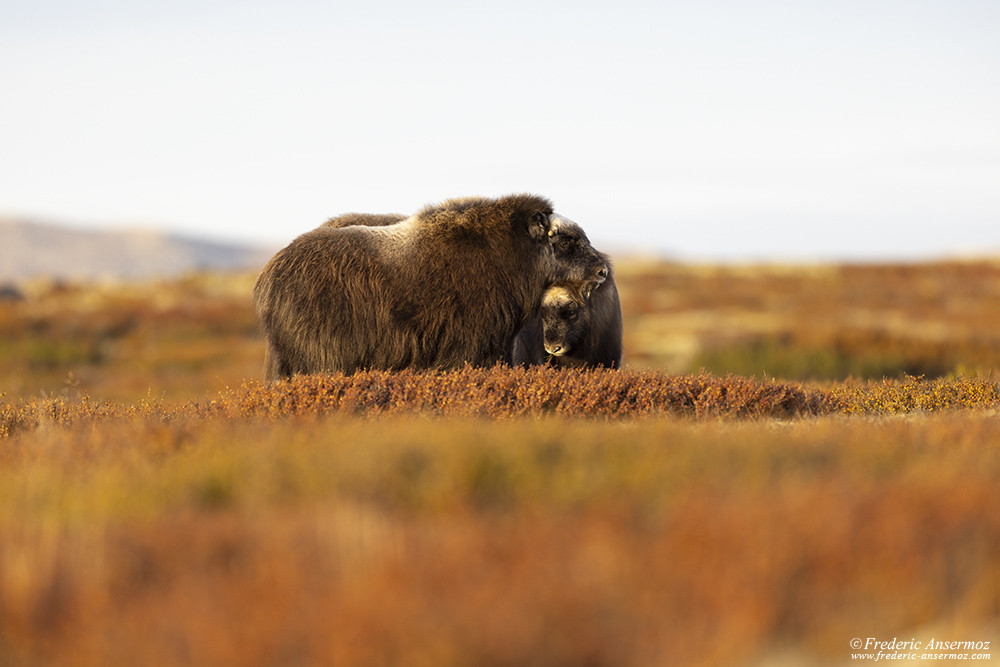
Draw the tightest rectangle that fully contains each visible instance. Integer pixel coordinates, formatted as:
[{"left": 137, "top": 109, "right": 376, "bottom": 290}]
[
  {"left": 321, "top": 212, "right": 407, "bottom": 229},
  {"left": 512, "top": 260, "right": 623, "bottom": 369},
  {"left": 253, "top": 194, "right": 608, "bottom": 377}
]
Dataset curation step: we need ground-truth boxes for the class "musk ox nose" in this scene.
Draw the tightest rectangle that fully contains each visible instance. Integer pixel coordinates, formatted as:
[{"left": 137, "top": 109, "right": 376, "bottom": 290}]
[
  {"left": 546, "top": 343, "right": 564, "bottom": 356},
  {"left": 596, "top": 265, "right": 608, "bottom": 281}
]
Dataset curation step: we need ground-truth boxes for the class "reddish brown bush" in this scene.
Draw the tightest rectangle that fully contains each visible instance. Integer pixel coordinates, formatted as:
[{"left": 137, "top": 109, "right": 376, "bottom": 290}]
[{"left": 222, "top": 366, "right": 828, "bottom": 420}]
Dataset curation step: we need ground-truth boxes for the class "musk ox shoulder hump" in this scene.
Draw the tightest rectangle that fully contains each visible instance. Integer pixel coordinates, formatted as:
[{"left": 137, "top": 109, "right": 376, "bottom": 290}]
[{"left": 414, "top": 194, "right": 554, "bottom": 237}]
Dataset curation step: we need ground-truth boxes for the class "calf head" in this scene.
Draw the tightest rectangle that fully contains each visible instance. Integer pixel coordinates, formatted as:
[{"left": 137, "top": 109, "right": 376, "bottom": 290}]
[{"left": 538, "top": 282, "right": 597, "bottom": 357}]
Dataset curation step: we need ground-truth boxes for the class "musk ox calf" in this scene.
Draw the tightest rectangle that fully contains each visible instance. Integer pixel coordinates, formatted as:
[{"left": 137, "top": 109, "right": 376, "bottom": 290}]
[
  {"left": 512, "top": 260, "right": 623, "bottom": 368},
  {"left": 253, "top": 194, "right": 608, "bottom": 378}
]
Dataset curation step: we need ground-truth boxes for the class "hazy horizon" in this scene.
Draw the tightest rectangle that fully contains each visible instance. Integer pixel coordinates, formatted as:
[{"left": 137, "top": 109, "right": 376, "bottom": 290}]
[{"left": 2, "top": 0, "right": 998, "bottom": 262}]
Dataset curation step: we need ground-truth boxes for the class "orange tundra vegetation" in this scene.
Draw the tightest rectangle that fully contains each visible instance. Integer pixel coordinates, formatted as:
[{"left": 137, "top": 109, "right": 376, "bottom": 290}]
[{"left": 1, "top": 259, "right": 1000, "bottom": 666}]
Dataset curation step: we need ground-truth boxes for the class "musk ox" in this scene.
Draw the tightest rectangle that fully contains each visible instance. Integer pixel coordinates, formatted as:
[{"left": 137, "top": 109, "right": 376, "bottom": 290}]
[
  {"left": 253, "top": 194, "right": 608, "bottom": 378},
  {"left": 511, "top": 260, "right": 623, "bottom": 368}
]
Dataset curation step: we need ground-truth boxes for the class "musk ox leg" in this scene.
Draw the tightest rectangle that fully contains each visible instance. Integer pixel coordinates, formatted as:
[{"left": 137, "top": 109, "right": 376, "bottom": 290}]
[{"left": 262, "top": 343, "right": 291, "bottom": 381}]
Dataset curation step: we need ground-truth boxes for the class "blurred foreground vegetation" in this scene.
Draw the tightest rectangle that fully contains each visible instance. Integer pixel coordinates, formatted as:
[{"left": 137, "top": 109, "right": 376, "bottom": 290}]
[
  {"left": 2, "top": 410, "right": 999, "bottom": 666},
  {"left": 2, "top": 259, "right": 1000, "bottom": 666}
]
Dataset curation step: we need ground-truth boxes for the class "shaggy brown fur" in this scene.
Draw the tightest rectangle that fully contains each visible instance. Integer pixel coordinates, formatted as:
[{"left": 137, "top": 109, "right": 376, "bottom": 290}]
[
  {"left": 253, "top": 194, "right": 608, "bottom": 377},
  {"left": 512, "top": 258, "right": 623, "bottom": 369}
]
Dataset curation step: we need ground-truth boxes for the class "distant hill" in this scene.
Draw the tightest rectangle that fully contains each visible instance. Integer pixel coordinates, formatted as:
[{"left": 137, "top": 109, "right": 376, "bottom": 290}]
[{"left": 0, "top": 218, "right": 274, "bottom": 281}]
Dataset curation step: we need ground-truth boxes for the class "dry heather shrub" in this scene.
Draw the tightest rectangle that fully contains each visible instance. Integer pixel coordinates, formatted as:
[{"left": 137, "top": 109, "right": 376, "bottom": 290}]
[
  {"left": 829, "top": 374, "right": 1000, "bottom": 415},
  {"left": 221, "top": 366, "right": 828, "bottom": 420},
  {"left": 0, "top": 392, "right": 195, "bottom": 439},
  {"left": 5, "top": 370, "right": 1000, "bottom": 438}
]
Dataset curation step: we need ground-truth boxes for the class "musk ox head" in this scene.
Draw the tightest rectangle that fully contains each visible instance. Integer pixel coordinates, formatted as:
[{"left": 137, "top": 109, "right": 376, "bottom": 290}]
[
  {"left": 538, "top": 281, "right": 596, "bottom": 357},
  {"left": 542, "top": 215, "right": 608, "bottom": 285}
]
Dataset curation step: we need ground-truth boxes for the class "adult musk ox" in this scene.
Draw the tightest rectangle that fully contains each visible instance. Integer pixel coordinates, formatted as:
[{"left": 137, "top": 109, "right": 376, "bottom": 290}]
[
  {"left": 512, "top": 259, "right": 623, "bottom": 369},
  {"left": 253, "top": 194, "right": 608, "bottom": 378},
  {"left": 323, "top": 211, "right": 623, "bottom": 368}
]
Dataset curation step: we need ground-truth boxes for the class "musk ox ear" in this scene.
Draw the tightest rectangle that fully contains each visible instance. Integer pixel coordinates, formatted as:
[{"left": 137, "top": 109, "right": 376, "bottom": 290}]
[{"left": 528, "top": 211, "right": 550, "bottom": 241}]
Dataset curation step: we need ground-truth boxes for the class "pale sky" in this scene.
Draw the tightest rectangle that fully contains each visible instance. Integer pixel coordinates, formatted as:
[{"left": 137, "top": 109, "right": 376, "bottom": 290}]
[{"left": 2, "top": 0, "right": 998, "bottom": 260}]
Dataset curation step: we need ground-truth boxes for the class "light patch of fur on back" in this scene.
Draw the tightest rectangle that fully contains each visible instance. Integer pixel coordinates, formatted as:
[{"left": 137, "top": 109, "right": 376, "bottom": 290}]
[
  {"left": 362, "top": 215, "right": 417, "bottom": 236},
  {"left": 364, "top": 215, "right": 419, "bottom": 262}
]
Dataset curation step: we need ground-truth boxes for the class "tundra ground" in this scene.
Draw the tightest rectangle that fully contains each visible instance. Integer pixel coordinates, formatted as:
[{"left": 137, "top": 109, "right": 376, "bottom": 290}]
[{"left": 2, "top": 261, "right": 999, "bottom": 666}]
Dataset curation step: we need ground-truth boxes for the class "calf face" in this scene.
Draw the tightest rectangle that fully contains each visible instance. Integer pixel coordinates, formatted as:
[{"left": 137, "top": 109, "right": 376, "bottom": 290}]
[
  {"left": 539, "top": 282, "right": 594, "bottom": 357},
  {"left": 511, "top": 265, "right": 623, "bottom": 370}
]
